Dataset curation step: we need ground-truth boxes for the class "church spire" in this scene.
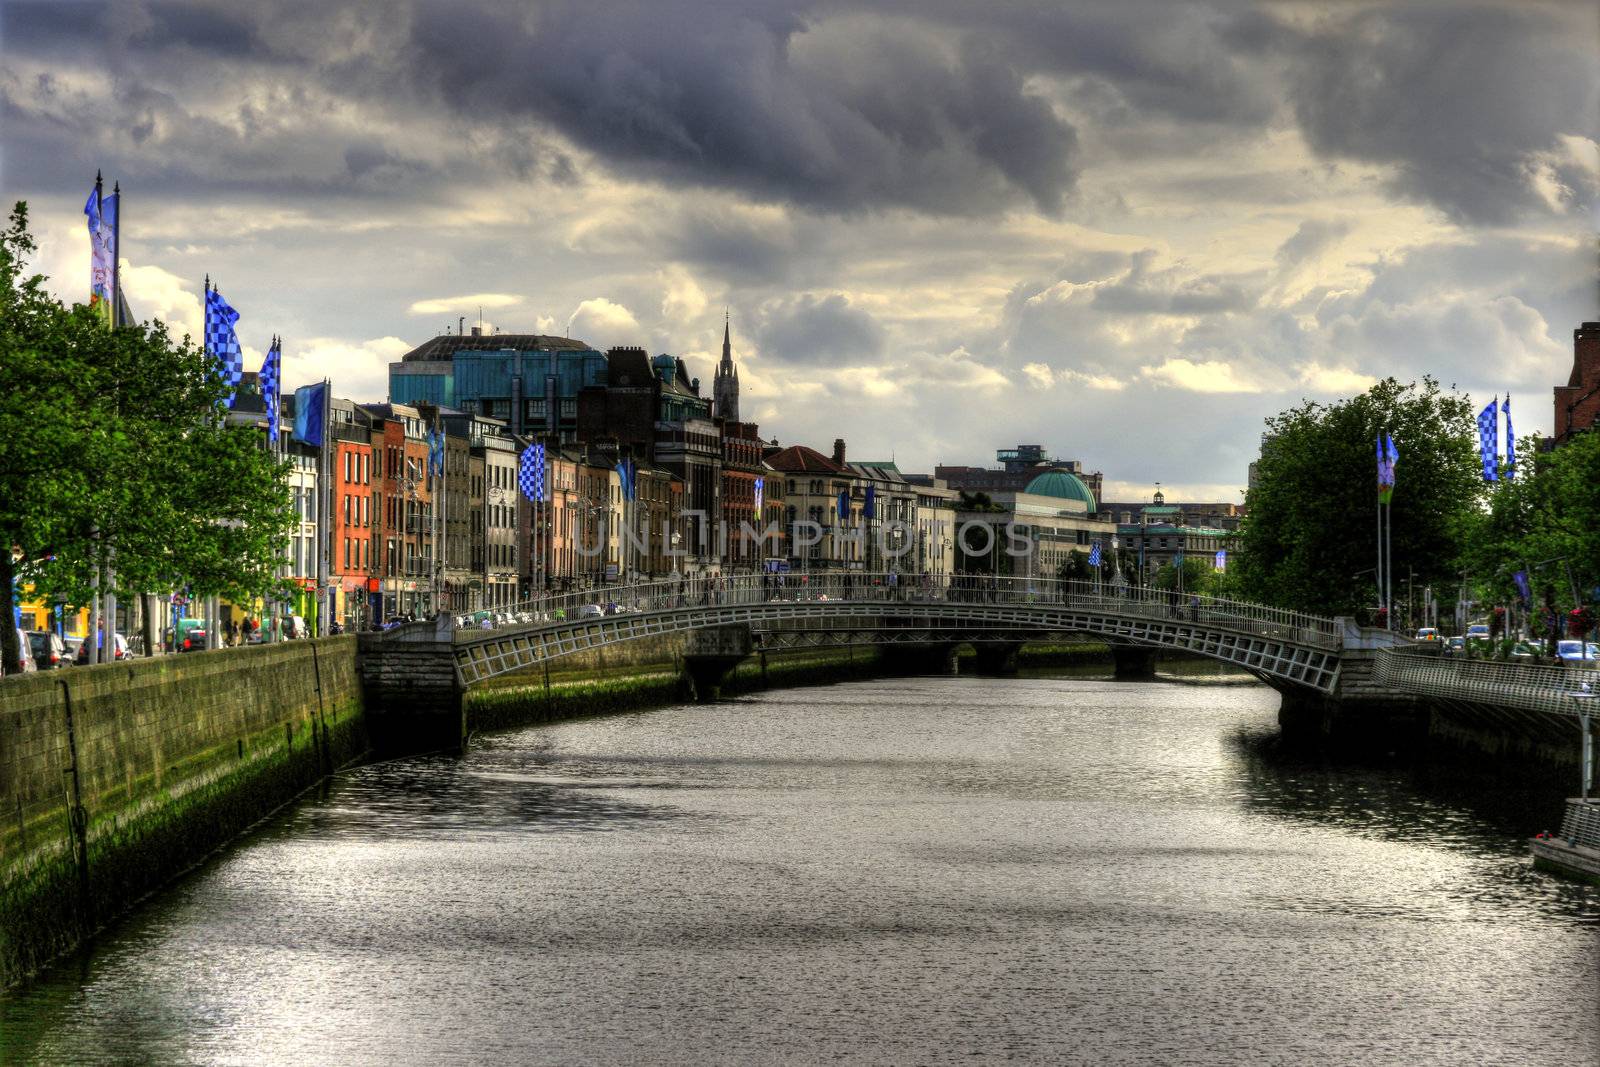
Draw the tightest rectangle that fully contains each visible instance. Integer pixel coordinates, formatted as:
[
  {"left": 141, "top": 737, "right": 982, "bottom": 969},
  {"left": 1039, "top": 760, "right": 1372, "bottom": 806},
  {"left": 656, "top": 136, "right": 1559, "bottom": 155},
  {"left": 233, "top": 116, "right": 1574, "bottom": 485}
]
[{"left": 715, "top": 309, "right": 740, "bottom": 422}]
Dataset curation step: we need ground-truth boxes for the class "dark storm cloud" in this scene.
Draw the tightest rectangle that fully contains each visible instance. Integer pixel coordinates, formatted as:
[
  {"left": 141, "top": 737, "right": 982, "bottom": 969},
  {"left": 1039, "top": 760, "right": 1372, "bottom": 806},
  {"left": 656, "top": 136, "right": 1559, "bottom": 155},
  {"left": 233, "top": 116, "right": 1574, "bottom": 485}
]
[
  {"left": 1284, "top": 3, "right": 1599, "bottom": 226},
  {"left": 398, "top": 0, "right": 1080, "bottom": 216},
  {"left": 6, "top": 1, "right": 1591, "bottom": 229},
  {"left": 757, "top": 293, "right": 885, "bottom": 365},
  {"left": 960, "top": 2, "right": 1279, "bottom": 127}
]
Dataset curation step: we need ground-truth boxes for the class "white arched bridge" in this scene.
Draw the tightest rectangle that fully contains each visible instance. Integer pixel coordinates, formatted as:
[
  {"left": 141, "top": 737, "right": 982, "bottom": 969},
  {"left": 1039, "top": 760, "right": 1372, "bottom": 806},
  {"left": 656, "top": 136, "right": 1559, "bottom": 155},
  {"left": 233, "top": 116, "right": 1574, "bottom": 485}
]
[
  {"left": 394, "top": 573, "right": 1349, "bottom": 692},
  {"left": 374, "top": 572, "right": 1596, "bottom": 715}
]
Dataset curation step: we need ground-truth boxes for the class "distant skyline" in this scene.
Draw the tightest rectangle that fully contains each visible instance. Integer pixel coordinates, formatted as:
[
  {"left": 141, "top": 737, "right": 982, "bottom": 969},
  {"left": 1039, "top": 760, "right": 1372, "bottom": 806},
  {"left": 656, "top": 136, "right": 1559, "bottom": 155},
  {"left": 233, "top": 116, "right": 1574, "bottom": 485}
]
[{"left": 3, "top": 0, "right": 1595, "bottom": 501}]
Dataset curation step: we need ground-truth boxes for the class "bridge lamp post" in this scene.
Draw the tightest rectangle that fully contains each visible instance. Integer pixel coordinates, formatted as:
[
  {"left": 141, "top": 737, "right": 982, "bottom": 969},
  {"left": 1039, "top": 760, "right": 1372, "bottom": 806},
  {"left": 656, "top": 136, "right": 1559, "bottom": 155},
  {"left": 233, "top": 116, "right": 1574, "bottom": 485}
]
[{"left": 1574, "top": 691, "right": 1596, "bottom": 800}]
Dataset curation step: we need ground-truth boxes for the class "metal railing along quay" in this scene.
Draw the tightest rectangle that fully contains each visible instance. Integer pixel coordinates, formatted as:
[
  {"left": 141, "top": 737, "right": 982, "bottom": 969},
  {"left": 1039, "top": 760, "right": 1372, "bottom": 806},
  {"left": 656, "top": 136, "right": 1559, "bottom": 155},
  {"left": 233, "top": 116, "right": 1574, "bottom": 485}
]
[
  {"left": 418, "top": 573, "right": 1343, "bottom": 649},
  {"left": 1373, "top": 647, "right": 1599, "bottom": 720}
]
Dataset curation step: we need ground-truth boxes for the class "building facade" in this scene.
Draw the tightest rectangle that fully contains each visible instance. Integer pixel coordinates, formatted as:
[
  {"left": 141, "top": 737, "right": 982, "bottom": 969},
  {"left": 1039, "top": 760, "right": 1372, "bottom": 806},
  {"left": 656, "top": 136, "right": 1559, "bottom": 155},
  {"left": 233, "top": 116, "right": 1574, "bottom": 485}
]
[
  {"left": 934, "top": 445, "right": 1104, "bottom": 505},
  {"left": 390, "top": 330, "right": 608, "bottom": 440},
  {"left": 1553, "top": 321, "right": 1600, "bottom": 446}
]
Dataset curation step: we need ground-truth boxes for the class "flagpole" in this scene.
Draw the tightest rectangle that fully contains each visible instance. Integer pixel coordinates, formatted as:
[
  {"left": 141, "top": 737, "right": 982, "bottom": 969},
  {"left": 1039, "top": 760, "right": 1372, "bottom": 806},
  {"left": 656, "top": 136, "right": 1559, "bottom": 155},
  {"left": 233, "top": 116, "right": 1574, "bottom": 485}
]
[
  {"left": 111, "top": 180, "right": 122, "bottom": 328},
  {"left": 1376, "top": 435, "right": 1385, "bottom": 628},
  {"left": 317, "top": 377, "right": 330, "bottom": 635},
  {"left": 104, "top": 179, "right": 121, "bottom": 657},
  {"left": 1384, "top": 498, "right": 1392, "bottom": 630}
]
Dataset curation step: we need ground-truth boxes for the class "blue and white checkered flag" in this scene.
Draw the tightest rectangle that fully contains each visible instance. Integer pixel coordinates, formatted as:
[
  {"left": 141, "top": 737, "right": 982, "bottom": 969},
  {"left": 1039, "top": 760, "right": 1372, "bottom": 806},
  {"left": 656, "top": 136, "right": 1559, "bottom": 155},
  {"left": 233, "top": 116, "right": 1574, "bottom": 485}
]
[
  {"left": 519, "top": 442, "right": 545, "bottom": 503},
  {"left": 259, "top": 336, "right": 281, "bottom": 443},
  {"left": 204, "top": 282, "right": 243, "bottom": 407},
  {"left": 1088, "top": 540, "right": 1102, "bottom": 567},
  {"left": 1502, "top": 395, "right": 1514, "bottom": 479},
  {"left": 1476, "top": 398, "right": 1499, "bottom": 482}
]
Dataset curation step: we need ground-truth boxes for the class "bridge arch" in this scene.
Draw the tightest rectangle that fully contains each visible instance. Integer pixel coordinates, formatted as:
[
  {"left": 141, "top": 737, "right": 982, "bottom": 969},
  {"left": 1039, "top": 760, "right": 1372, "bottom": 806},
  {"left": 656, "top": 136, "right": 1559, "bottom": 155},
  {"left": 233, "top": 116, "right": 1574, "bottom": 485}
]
[{"left": 438, "top": 575, "right": 1344, "bottom": 694}]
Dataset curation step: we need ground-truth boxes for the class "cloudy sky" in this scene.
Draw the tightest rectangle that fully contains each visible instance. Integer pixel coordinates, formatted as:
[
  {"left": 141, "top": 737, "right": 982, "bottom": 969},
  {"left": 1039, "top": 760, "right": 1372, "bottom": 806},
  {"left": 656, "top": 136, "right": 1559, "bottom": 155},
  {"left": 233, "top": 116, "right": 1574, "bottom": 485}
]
[{"left": 3, "top": 0, "right": 1595, "bottom": 500}]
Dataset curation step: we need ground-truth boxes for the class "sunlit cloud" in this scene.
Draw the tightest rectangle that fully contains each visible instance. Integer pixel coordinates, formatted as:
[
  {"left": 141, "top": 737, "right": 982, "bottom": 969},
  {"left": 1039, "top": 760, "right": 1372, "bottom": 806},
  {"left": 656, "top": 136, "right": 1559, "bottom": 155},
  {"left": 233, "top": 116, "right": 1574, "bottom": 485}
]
[{"left": 408, "top": 293, "right": 523, "bottom": 315}]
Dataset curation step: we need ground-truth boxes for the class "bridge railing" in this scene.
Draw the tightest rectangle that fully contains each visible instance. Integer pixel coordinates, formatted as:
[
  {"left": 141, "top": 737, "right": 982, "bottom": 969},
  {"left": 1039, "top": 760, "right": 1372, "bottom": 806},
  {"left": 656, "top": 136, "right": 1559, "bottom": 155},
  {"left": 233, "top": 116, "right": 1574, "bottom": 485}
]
[
  {"left": 448, "top": 572, "right": 1341, "bottom": 647},
  {"left": 1373, "top": 647, "right": 1599, "bottom": 719}
]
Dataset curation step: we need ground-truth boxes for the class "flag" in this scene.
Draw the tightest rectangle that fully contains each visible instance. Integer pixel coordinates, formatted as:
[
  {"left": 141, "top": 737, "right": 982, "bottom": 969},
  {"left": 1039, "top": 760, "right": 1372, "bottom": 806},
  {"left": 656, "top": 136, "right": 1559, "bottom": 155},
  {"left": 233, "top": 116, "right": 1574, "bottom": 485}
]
[
  {"left": 1087, "top": 540, "right": 1102, "bottom": 567},
  {"left": 292, "top": 382, "right": 327, "bottom": 447},
  {"left": 614, "top": 457, "right": 635, "bottom": 502},
  {"left": 837, "top": 490, "right": 849, "bottom": 520},
  {"left": 1513, "top": 570, "right": 1531, "bottom": 607},
  {"left": 83, "top": 186, "right": 116, "bottom": 326},
  {"left": 427, "top": 429, "right": 445, "bottom": 476},
  {"left": 259, "top": 337, "right": 281, "bottom": 444},
  {"left": 205, "top": 283, "right": 244, "bottom": 407},
  {"left": 1502, "top": 395, "right": 1514, "bottom": 479},
  {"left": 1375, "top": 433, "right": 1398, "bottom": 503},
  {"left": 754, "top": 476, "right": 764, "bottom": 515},
  {"left": 1375, "top": 435, "right": 1390, "bottom": 503},
  {"left": 1476, "top": 398, "right": 1499, "bottom": 482},
  {"left": 864, "top": 484, "right": 876, "bottom": 520},
  {"left": 519, "top": 442, "right": 545, "bottom": 503}
]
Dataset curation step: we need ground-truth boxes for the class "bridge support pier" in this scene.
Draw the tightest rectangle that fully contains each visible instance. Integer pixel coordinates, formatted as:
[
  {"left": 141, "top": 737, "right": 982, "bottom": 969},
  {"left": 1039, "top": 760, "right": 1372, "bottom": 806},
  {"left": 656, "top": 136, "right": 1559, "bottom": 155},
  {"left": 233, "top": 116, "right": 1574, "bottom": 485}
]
[
  {"left": 972, "top": 641, "right": 1023, "bottom": 677},
  {"left": 358, "top": 629, "right": 465, "bottom": 757},
  {"left": 682, "top": 624, "right": 753, "bottom": 701},
  {"left": 1110, "top": 644, "right": 1158, "bottom": 679},
  {"left": 1276, "top": 689, "right": 1429, "bottom": 758}
]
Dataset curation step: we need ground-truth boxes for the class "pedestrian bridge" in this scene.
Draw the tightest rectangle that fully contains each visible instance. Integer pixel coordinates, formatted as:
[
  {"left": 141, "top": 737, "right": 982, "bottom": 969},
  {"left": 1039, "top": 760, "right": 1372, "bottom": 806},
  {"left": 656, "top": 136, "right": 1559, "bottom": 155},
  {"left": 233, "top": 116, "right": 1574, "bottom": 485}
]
[
  {"left": 388, "top": 574, "right": 1348, "bottom": 693},
  {"left": 363, "top": 574, "right": 1597, "bottom": 780}
]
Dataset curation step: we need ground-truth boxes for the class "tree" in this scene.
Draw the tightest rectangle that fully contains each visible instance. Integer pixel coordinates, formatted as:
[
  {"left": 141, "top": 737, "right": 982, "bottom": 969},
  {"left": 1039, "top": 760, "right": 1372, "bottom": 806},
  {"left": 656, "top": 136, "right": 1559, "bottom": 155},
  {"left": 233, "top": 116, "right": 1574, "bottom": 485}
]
[
  {"left": 1152, "top": 557, "right": 1216, "bottom": 594},
  {"left": 1058, "top": 551, "right": 1093, "bottom": 581},
  {"left": 1, "top": 202, "right": 294, "bottom": 673},
  {"left": 1462, "top": 430, "right": 1600, "bottom": 633},
  {"left": 1235, "top": 377, "right": 1481, "bottom": 618}
]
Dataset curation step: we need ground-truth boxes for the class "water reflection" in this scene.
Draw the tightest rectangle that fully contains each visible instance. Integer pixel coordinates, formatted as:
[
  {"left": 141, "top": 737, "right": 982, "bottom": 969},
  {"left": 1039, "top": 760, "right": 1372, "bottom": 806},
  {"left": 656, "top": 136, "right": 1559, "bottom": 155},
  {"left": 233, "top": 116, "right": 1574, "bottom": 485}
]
[
  {"left": 1230, "top": 727, "right": 1600, "bottom": 923},
  {"left": 4, "top": 674, "right": 1598, "bottom": 1066}
]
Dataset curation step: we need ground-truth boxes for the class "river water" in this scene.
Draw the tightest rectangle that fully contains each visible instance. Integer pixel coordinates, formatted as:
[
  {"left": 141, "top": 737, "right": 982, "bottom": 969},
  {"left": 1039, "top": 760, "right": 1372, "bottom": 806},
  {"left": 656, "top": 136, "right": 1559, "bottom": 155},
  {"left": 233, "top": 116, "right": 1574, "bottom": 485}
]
[{"left": 4, "top": 671, "right": 1598, "bottom": 1065}]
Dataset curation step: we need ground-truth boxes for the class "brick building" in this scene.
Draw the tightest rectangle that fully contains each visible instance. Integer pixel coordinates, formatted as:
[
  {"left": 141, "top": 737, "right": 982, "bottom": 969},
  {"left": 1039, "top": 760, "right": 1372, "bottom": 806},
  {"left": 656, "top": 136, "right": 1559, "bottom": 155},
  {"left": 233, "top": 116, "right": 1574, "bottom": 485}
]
[{"left": 1553, "top": 321, "right": 1600, "bottom": 446}]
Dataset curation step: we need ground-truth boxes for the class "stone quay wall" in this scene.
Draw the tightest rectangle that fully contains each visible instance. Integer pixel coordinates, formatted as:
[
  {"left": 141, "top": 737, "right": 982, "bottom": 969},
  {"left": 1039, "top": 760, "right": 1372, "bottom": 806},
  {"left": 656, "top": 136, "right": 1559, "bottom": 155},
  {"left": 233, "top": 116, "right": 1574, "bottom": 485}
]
[{"left": 1, "top": 638, "right": 367, "bottom": 988}]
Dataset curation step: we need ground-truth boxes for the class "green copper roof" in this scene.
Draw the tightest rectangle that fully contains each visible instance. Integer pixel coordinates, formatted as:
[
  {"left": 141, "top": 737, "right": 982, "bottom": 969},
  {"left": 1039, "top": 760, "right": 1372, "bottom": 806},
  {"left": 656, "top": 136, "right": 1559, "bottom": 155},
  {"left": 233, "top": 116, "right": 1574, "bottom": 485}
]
[{"left": 1024, "top": 470, "right": 1097, "bottom": 511}]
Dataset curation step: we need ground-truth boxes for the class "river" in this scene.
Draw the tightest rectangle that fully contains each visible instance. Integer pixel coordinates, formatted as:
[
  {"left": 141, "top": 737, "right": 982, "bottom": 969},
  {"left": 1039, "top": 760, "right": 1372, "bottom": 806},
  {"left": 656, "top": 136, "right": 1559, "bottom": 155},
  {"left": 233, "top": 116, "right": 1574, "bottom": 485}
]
[{"left": 3, "top": 671, "right": 1597, "bottom": 1064}]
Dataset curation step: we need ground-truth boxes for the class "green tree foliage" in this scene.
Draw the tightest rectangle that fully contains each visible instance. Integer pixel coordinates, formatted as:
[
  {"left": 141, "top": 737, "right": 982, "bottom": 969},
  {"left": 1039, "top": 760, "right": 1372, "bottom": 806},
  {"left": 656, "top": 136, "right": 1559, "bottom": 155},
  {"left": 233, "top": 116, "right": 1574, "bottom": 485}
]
[
  {"left": 1, "top": 203, "right": 293, "bottom": 673},
  {"left": 1057, "top": 551, "right": 1093, "bottom": 581},
  {"left": 1462, "top": 431, "right": 1600, "bottom": 621},
  {"left": 1236, "top": 377, "right": 1481, "bottom": 617},
  {"left": 1152, "top": 557, "right": 1217, "bottom": 594}
]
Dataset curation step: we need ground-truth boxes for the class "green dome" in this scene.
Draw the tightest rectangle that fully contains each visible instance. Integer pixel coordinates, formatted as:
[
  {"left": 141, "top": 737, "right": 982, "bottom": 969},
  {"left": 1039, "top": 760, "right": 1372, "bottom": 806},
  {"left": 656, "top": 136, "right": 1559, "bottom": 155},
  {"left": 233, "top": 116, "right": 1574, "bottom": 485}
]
[{"left": 1023, "top": 470, "right": 1096, "bottom": 511}]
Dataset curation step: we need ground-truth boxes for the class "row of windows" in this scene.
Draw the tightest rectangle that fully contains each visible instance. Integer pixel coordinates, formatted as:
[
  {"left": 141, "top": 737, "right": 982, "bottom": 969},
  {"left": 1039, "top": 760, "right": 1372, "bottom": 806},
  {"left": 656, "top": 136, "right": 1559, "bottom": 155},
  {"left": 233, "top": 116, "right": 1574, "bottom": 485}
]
[{"left": 342, "top": 537, "right": 368, "bottom": 571}]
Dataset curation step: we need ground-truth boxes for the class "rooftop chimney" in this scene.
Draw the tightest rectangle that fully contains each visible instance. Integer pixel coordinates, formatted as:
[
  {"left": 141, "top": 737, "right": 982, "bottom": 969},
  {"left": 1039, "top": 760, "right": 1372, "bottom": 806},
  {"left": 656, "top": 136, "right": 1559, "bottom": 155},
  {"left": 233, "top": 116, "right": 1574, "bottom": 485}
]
[
  {"left": 470, "top": 325, "right": 482, "bottom": 337},
  {"left": 832, "top": 438, "right": 846, "bottom": 465}
]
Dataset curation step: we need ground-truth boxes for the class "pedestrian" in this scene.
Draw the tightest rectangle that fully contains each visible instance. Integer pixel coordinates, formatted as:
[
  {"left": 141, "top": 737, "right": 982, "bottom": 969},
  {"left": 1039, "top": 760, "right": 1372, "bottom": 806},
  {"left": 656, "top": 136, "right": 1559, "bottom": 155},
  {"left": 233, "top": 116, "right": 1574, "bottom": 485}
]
[
  {"left": 1189, "top": 594, "right": 1200, "bottom": 622},
  {"left": 229, "top": 620, "right": 240, "bottom": 647}
]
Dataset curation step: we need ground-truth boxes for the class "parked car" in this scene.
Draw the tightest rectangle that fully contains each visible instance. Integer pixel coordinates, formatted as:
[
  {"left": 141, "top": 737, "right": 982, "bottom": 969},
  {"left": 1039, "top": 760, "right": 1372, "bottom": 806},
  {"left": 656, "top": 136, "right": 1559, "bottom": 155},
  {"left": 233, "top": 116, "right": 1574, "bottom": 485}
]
[
  {"left": 1508, "top": 641, "right": 1538, "bottom": 659},
  {"left": 1556, "top": 640, "right": 1599, "bottom": 664},
  {"left": 1445, "top": 636, "right": 1465, "bottom": 655},
  {"left": 1414, "top": 627, "right": 1440, "bottom": 643},
  {"left": 74, "top": 632, "right": 129, "bottom": 664},
  {"left": 1465, "top": 624, "right": 1491, "bottom": 642},
  {"left": 3, "top": 629, "right": 38, "bottom": 675},
  {"left": 283, "top": 615, "right": 308, "bottom": 639},
  {"left": 26, "top": 630, "right": 66, "bottom": 670},
  {"left": 576, "top": 603, "right": 604, "bottom": 619}
]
